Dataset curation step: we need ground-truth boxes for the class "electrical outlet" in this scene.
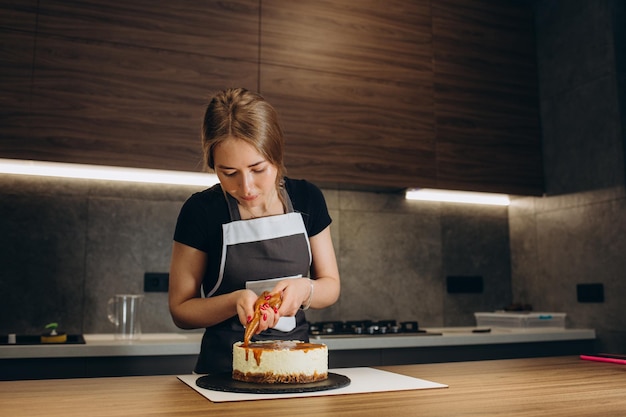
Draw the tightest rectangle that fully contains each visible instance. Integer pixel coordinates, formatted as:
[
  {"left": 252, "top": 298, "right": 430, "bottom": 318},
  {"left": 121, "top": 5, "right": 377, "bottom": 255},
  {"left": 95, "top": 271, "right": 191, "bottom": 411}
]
[
  {"left": 144, "top": 272, "right": 169, "bottom": 292},
  {"left": 577, "top": 283, "right": 604, "bottom": 303},
  {"left": 446, "top": 275, "right": 484, "bottom": 294}
]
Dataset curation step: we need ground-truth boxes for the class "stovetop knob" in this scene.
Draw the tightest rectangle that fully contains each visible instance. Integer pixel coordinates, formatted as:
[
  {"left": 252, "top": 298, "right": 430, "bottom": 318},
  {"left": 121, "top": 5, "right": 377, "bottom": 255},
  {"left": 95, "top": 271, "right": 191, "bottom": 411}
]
[{"left": 366, "top": 325, "right": 379, "bottom": 335}]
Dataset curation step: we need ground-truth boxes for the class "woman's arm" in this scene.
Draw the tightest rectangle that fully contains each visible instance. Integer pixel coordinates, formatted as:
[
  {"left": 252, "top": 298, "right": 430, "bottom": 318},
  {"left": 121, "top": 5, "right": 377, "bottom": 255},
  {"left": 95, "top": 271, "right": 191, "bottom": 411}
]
[
  {"left": 273, "top": 225, "right": 340, "bottom": 316},
  {"left": 168, "top": 241, "right": 257, "bottom": 329},
  {"left": 307, "top": 225, "right": 340, "bottom": 308}
]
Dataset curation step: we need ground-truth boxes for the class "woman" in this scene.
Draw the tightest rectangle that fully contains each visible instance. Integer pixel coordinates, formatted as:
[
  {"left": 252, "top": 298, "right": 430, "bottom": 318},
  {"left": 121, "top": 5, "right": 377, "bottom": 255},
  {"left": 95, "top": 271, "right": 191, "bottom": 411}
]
[{"left": 169, "top": 87, "right": 341, "bottom": 374}]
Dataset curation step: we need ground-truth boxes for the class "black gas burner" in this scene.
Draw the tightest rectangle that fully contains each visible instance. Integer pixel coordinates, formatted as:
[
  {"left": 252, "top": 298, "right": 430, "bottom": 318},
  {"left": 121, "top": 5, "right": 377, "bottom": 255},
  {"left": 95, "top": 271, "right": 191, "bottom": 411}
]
[{"left": 308, "top": 320, "right": 425, "bottom": 336}]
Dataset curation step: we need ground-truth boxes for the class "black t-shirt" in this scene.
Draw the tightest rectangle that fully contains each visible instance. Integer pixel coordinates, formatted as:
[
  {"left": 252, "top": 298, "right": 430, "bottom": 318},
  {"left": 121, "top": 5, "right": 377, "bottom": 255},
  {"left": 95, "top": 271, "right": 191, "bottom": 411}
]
[{"left": 173, "top": 177, "right": 331, "bottom": 295}]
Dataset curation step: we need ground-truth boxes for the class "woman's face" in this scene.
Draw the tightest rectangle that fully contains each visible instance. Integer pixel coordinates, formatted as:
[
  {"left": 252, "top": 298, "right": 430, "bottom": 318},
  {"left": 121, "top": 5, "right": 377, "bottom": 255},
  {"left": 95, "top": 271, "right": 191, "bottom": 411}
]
[{"left": 213, "top": 137, "right": 279, "bottom": 209}]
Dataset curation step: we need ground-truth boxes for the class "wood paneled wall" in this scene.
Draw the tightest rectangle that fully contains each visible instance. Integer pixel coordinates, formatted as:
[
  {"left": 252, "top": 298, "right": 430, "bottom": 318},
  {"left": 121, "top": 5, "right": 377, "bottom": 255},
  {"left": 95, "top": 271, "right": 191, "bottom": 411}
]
[{"left": 0, "top": 0, "right": 543, "bottom": 194}]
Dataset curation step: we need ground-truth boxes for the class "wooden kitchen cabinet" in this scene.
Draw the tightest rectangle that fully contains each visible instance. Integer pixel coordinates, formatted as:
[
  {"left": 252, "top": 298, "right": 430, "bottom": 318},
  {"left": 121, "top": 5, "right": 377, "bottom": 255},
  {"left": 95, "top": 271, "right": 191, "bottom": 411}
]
[
  {"left": 0, "top": 2, "right": 37, "bottom": 151},
  {"left": 260, "top": 64, "right": 438, "bottom": 190},
  {"left": 432, "top": 0, "right": 544, "bottom": 195},
  {"left": 0, "top": 0, "right": 543, "bottom": 195},
  {"left": 261, "top": 0, "right": 542, "bottom": 193},
  {"left": 260, "top": 0, "right": 437, "bottom": 190},
  {"left": 0, "top": 0, "right": 259, "bottom": 172}
]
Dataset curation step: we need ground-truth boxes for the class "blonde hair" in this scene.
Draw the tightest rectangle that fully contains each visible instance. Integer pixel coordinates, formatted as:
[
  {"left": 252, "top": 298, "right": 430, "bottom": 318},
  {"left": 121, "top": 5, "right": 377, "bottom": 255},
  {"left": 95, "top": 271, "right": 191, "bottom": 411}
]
[{"left": 201, "top": 88, "right": 286, "bottom": 189}]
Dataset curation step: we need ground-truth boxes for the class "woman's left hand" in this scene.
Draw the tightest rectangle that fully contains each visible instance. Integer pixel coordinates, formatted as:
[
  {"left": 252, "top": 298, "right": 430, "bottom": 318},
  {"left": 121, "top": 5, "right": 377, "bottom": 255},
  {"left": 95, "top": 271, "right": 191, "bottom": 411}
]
[{"left": 271, "top": 278, "right": 312, "bottom": 316}]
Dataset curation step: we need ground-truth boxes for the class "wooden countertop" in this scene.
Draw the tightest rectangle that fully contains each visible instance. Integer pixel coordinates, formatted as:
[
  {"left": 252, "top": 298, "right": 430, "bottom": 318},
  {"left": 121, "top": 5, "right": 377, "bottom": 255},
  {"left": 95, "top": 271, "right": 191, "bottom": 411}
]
[{"left": 1, "top": 356, "right": 624, "bottom": 416}]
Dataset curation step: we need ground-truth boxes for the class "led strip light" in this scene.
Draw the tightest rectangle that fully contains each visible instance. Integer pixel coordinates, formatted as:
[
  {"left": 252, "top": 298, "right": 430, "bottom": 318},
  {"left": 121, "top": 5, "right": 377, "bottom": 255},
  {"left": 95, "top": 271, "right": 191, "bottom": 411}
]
[
  {"left": 405, "top": 188, "right": 510, "bottom": 206},
  {"left": 1, "top": 159, "right": 509, "bottom": 205},
  {"left": 0, "top": 158, "right": 219, "bottom": 187}
]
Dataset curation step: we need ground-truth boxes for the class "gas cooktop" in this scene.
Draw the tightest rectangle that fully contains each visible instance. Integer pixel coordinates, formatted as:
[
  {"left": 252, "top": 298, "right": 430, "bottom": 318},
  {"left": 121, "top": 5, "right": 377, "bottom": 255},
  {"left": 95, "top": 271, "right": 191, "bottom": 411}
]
[{"left": 308, "top": 320, "right": 441, "bottom": 337}]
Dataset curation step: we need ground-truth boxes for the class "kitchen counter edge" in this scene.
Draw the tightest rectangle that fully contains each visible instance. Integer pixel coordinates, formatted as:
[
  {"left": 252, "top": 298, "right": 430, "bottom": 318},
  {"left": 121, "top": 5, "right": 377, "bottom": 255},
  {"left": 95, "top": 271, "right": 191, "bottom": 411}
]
[{"left": 0, "top": 328, "right": 595, "bottom": 359}]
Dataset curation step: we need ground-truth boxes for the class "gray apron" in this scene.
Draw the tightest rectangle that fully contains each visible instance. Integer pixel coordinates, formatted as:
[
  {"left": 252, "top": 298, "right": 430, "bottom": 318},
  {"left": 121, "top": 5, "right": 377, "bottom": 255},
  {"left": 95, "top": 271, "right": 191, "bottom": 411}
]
[{"left": 194, "top": 187, "right": 312, "bottom": 374}]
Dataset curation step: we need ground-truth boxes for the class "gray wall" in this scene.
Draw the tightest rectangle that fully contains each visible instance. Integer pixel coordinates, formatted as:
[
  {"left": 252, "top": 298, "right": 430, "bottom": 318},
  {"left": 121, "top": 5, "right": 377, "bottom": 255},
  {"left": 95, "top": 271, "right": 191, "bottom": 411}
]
[
  {"left": 0, "top": 175, "right": 510, "bottom": 336},
  {"left": 508, "top": 0, "right": 626, "bottom": 352}
]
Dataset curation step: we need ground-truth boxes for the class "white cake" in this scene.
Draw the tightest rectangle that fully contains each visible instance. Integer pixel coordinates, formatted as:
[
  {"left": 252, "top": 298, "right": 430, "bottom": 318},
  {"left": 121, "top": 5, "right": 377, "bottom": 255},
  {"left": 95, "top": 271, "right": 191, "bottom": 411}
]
[{"left": 232, "top": 340, "right": 328, "bottom": 383}]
